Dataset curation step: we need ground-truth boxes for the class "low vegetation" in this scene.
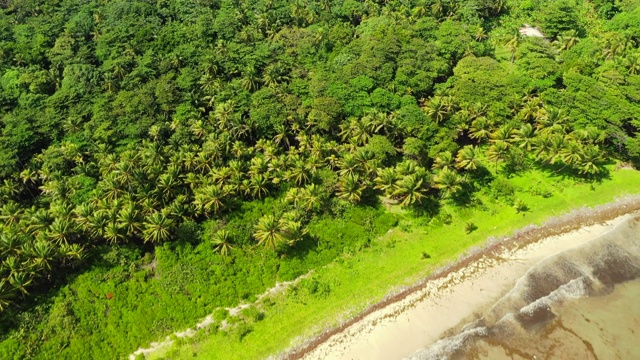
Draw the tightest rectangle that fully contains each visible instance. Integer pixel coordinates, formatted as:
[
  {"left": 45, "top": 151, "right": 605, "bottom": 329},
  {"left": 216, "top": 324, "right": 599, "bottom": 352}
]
[{"left": 0, "top": 0, "right": 639, "bottom": 358}]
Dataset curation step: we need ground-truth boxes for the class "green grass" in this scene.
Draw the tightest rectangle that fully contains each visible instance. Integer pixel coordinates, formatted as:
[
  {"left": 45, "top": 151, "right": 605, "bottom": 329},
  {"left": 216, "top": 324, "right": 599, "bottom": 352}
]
[{"left": 150, "top": 167, "right": 640, "bottom": 360}]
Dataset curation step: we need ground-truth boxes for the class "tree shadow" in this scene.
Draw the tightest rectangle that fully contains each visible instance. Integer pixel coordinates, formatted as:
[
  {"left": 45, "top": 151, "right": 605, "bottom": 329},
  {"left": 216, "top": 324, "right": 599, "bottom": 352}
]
[
  {"left": 532, "top": 161, "right": 612, "bottom": 183},
  {"left": 410, "top": 195, "right": 441, "bottom": 218}
]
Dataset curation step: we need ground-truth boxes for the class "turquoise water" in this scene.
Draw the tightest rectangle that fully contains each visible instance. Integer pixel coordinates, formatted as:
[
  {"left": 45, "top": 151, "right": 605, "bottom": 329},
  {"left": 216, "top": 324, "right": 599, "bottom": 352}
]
[{"left": 409, "top": 217, "right": 640, "bottom": 360}]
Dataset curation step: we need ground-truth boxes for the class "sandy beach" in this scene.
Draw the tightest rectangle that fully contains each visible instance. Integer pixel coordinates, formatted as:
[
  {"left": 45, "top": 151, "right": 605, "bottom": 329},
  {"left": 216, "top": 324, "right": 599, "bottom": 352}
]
[{"left": 298, "top": 209, "right": 640, "bottom": 360}]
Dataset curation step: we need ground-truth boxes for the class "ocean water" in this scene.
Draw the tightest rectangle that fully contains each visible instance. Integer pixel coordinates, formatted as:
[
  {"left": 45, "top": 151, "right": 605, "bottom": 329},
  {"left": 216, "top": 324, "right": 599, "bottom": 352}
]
[{"left": 409, "top": 216, "right": 640, "bottom": 360}]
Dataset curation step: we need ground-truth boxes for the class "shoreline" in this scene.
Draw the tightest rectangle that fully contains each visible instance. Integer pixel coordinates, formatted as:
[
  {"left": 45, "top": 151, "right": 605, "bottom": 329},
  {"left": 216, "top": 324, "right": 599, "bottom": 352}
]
[{"left": 284, "top": 195, "right": 640, "bottom": 360}]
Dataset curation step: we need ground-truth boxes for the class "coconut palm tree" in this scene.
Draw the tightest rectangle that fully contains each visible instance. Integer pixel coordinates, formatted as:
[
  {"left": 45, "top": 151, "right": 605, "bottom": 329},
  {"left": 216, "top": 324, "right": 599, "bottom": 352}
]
[
  {"left": 339, "top": 118, "right": 370, "bottom": 146},
  {"left": 505, "top": 33, "right": 520, "bottom": 63},
  {"left": 374, "top": 167, "right": 398, "bottom": 196},
  {"left": 487, "top": 140, "right": 510, "bottom": 172},
  {"left": 284, "top": 157, "right": 311, "bottom": 186},
  {"left": 433, "top": 151, "right": 454, "bottom": 171},
  {"left": 469, "top": 117, "right": 493, "bottom": 142},
  {"left": 623, "top": 52, "right": 640, "bottom": 75},
  {"left": 25, "top": 208, "right": 53, "bottom": 235},
  {"left": 423, "top": 96, "right": 448, "bottom": 124},
  {"left": 284, "top": 188, "right": 304, "bottom": 208},
  {"left": 25, "top": 240, "right": 55, "bottom": 272},
  {"left": 104, "top": 222, "right": 125, "bottom": 244},
  {"left": 0, "top": 201, "right": 22, "bottom": 227},
  {"left": 536, "top": 107, "right": 568, "bottom": 135},
  {"left": 280, "top": 219, "right": 308, "bottom": 245},
  {"left": 300, "top": 184, "right": 325, "bottom": 212},
  {"left": 46, "top": 217, "right": 74, "bottom": 246},
  {"left": 560, "top": 140, "right": 583, "bottom": 166},
  {"left": 336, "top": 174, "right": 366, "bottom": 203},
  {"left": 8, "top": 272, "right": 31, "bottom": 295},
  {"left": 554, "top": 30, "right": 580, "bottom": 51},
  {"left": 88, "top": 211, "right": 109, "bottom": 238},
  {"left": 247, "top": 174, "right": 270, "bottom": 199},
  {"left": 194, "top": 184, "right": 226, "bottom": 216},
  {"left": 578, "top": 145, "right": 604, "bottom": 175},
  {"left": 117, "top": 204, "right": 142, "bottom": 237},
  {"left": 512, "top": 123, "right": 536, "bottom": 150},
  {"left": 455, "top": 145, "right": 482, "bottom": 171},
  {"left": 0, "top": 280, "right": 14, "bottom": 311},
  {"left": 253, "top": 215, "right": 285, "bottom": 250},
  {"left": 491, "top": 124, "right": 514, "bottom": 143},
  {"left": 433, "top": 168, "right": 464, "bottom": 199},
  {"left": 211, "top": 229, "right": 234, "bottom": 256},
  {"left": 338, "top": 153, "right": 362, "bottom": 178},
  {"left": 0, "top": 231, "right": 22, "bottom": 257},
  {"left": 547, "top": 134, "right": 566, "bottom": 165},
  {"left": 533, "top": 134, "right": 553, "bottom": 162},
  {"left": 393, "top": 175, "right": 427, "bottom": 206},
  {"left": 142, "top": 210, "right": 174, "bottom": 243}
]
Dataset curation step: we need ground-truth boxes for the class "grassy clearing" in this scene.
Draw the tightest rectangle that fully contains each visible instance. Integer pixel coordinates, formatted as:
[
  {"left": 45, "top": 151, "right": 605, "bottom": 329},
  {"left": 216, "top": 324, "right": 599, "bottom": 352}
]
[{"left": 149, "top": 167, "right": 640, "bottom": 360}]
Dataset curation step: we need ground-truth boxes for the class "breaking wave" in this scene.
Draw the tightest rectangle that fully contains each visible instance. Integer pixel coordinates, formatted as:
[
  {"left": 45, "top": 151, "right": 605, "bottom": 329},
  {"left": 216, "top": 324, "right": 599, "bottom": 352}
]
[{"left": 408, "top": 216, "right": 640, "bottom": 360}]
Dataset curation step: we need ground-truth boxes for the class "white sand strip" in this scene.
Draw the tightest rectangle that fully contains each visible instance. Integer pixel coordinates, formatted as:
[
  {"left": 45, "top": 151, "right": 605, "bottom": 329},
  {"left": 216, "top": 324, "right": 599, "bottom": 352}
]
[{"left": 302, "top": 212, "right": 639, "bottom": 360}]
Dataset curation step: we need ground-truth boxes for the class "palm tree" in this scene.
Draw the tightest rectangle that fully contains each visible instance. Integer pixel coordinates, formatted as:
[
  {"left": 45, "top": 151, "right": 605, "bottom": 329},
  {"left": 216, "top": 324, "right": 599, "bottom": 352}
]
[
  {"left": 433, "top": 168, "right": 463, "bottom": 199},
  {"left": 578, "top": 145, "right": 604, "bottom": 175},
  {"left": 546, "top": 134, "right": 567, "bottom": 165},
  {"left": 104, "top": 222, "right": 125, "bottom": 244},
  {"left": 519, "top": 100, "right": 540, "bottom": 122},
  {"left": 469, "top": 117, "right": 493, "bottom": 142},
  {"left": 211, "top": 229, "right": 234, "bottom": 256},
  {"left": 8, "top": 272, "right": 31, "bottom": 295},
  {"left": 301, "top": 184, "right": 325, "bottom": 212},
  {"left": 253, "top": 215, "right": 285, "bottom": 250},
  {"left": 423, "top": 96, "right": 448, "bottom": 124},
  {"left": 336, "top": 174, "right": 366, "bottom": 203},
  {"left": 491, "top": 124, "right": 514, "bottom": 143},
  {"left": 280, "top": 219, "right": 307, "bottom": 245},
  {"left": 284, "top": 188, "right": 304, "bottom": 208},
  {"left": 554, "top": 30, "right": 580, "bottom": 51},
  {"left": 623, "top": 52, "right": 640, "bottom": 75},
  {"left": 570, "top": 127, "right": 606, "bottom": 145},
  {"left": 374, "top": 168, "right": 398, "bottom": 196},
  {"left": 533, "top": 134, "right": 553, "bottom": 162},
  {"left": 487, "top": 140, "right": 510, "bottom": 172},
  {"left": 247, "top": 174, "right": 270, "bottom": 199},
  {"left": 25, "top": 240, "right": 55, "bottom": 272},
  {"left": 536, "top": 107, "right": 568, "bottom": 135},
  {"left": 0, "top": 278, "right": 16, "bottom": 310},
  {"left": 25, "top": 208, "right": 53, "bottom": 235},
  {"left": 88, "top": 211, "right": 109, "bottom": 238},
  {"left": 433, "top": 151, "right": 454, "bottom": 171},
  {"left": 46, "top": 217, "right": 74, "bottom": 245},
  {"left": 142, "top": 211, "right": 174, "bottom": 243},
  {"left": 19, "top": 168, "right": 39, "bottom": 185},
  {"left": 339, "top": 118, "right": 370, "bottom": 146},
  {"left": 505, "top": 33, "right": 520, "bottom": 63},
  {"left": 0, "top": 231, "right": 22, "bottom": 257},
  {"left": 0, "top": 201, "right": 22, "bottom": 227},
  {"left": 284, "top": 158, "right": 311, "bottom": 186},
  {"left": 337, "top": 154, "right": 361, "bottom": 178},
  {"left": 117, "top": 204, "right": 142, "bottom": 237},
  {"left": 560, "top": 140, "right": 583, "bottom": 166},
  {"left": 59, "top": 243, "right": 85, "bottom": 263},
  {"left": 393, "top": 175, "right": 427, "bottom": 206},
  {"left": 194, "top": 184, "right": 226, "bottom": 216},
  {"left": 512, "top": 123, "right": 536, "bottom": 150},
  {"left": 455, "top": 145, "right": 482, "bottom": 171},
  {"left": 214, "top": 101, "right": 235, "bottom": 131}
]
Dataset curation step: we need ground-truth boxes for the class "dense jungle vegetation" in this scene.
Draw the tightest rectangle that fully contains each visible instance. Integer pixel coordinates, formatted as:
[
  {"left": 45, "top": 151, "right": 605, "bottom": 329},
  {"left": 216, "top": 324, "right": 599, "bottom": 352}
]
[{"left": 0, "top": 0, "right": 639, "bottom": 358}]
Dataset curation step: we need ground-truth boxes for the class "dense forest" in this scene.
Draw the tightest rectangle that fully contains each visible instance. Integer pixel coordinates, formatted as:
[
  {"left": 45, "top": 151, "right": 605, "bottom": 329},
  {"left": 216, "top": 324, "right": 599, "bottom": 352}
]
[{"left": 0, "top": 0, "right": 639, "bottom": 358}]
